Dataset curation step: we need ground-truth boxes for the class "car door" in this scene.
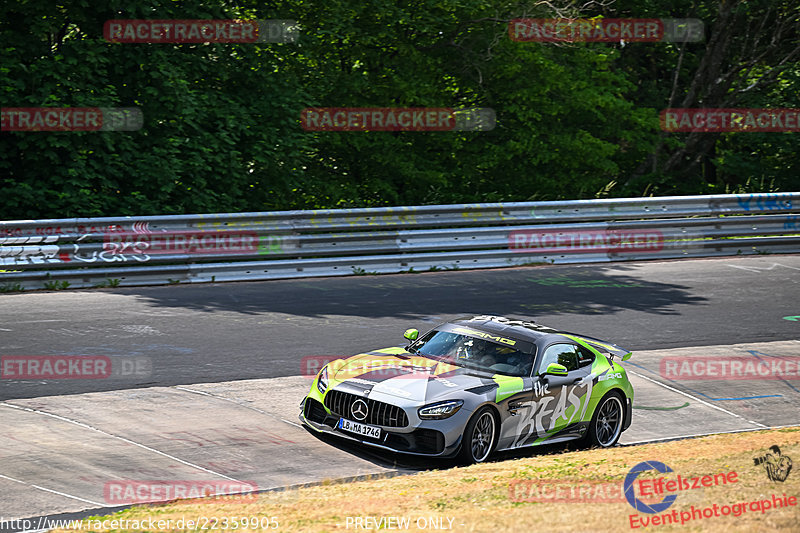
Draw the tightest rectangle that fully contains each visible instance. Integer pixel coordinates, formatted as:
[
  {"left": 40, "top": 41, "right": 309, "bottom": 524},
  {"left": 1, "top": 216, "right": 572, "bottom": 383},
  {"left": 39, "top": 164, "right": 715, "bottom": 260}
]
[{"left": 528, "top": 342, "right": 596, "bottom": 440}]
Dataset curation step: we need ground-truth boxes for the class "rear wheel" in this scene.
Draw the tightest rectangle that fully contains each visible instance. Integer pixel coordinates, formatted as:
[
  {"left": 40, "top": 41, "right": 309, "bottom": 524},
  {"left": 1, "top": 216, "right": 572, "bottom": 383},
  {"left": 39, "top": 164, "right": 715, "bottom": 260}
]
[
  {"left": 458, "top": 407, "right": 497, "bottom": 464},
  {"left": 587, "top": 393, "right": 624, "bottom": 447}
]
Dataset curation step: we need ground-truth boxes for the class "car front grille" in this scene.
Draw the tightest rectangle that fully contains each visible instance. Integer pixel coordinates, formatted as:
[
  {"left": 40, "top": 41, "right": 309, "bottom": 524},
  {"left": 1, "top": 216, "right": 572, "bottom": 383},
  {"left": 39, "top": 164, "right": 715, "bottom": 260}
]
[{"left": 325, "top": 389, "right": 409, "bottom": 428}]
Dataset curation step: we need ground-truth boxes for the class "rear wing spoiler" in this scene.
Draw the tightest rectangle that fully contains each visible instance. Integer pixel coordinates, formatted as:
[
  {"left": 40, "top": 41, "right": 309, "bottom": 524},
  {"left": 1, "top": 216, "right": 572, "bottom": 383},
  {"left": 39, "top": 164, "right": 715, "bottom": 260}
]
[{"left": 563, "top": 333, "right": 632, "bottom": 361}]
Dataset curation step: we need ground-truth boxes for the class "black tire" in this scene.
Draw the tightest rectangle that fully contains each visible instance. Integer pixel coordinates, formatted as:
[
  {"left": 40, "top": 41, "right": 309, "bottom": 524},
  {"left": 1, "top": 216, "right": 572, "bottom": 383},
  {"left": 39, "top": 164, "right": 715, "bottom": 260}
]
[
  {"left": 458, "top": 407, "right": 497, "bottom": 464},
  {"left": 587, "top": 392, "right": 624, "bottom": 448}
]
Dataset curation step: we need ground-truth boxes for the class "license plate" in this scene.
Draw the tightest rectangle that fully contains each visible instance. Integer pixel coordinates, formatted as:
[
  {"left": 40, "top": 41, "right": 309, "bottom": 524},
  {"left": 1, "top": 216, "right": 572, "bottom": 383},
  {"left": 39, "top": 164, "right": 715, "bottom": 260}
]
[{"left": 337, "top": 418, "right": 382, "bottom": 439}]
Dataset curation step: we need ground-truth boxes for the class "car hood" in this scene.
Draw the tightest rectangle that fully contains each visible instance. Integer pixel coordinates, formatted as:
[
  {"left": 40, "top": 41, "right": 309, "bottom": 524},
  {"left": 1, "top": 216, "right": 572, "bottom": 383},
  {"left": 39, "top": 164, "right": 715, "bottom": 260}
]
[{"left": 328, "top": 350, "right": 517, "bottom": 403}]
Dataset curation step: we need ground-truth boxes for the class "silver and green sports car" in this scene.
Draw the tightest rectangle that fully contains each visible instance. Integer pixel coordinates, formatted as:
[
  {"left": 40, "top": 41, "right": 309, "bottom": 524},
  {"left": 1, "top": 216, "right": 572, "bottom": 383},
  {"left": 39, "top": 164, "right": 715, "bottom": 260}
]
[{"left": 300, "top": 315, "right": 634, "bottom": 463}]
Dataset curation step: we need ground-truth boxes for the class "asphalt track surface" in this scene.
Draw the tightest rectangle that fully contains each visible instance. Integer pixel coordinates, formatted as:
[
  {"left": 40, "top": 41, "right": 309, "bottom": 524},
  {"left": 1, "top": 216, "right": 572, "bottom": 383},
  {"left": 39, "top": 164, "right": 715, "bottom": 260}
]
[
  {"left": 1, "top": 255, "right": 800, "bottom": 530},
  {"left": 2, "top": 255, "right": 799, "bottom": 400}
]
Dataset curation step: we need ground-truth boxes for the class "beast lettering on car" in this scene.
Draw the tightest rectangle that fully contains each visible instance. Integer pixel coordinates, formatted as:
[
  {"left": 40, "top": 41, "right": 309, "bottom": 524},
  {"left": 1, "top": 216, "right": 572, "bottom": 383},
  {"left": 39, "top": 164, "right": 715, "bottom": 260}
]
[{"left": 510, "top": 377, "right": 595, "bottom": 447}]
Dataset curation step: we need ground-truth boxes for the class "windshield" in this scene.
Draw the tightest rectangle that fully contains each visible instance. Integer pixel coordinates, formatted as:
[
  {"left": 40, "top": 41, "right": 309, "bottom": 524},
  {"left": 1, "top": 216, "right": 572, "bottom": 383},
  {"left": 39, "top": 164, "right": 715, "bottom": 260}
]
[{"left": 410, "top": 329, "right": 534, "bottom": 377}]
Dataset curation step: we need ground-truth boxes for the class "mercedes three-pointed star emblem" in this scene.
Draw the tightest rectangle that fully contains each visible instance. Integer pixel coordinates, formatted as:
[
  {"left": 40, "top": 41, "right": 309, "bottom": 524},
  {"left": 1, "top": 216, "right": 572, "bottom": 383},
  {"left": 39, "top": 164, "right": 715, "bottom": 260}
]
[{"left": 351, "top": 399, "right": 369, "bottom": 421}]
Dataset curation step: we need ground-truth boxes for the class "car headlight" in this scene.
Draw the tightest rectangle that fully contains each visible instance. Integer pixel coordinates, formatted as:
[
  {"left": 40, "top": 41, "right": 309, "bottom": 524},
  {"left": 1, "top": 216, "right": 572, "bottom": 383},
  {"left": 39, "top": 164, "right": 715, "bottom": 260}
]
[
  {"left": 418, "top": 400, "right": 464, "bottom": 420},
  {"left": 317, "top": 366, "right": 329, "bottom": 394}
]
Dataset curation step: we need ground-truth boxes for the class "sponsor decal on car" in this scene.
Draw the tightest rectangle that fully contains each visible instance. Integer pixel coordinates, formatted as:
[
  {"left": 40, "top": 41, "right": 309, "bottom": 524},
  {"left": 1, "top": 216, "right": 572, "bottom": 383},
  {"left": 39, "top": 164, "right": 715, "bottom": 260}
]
[
  {"left": 451, "top": 327, "right": 517, "bottom": 346},
  {"left": 510, "top": 378, "right": 595, "bottom": 447}
]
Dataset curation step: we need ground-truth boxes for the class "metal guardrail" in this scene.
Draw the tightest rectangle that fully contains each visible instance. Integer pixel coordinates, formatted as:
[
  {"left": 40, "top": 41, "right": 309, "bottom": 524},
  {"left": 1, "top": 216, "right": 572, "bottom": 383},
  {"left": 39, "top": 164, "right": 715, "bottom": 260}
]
[{"left": 1, "top": 193, "right": 798, "bottom": 290}]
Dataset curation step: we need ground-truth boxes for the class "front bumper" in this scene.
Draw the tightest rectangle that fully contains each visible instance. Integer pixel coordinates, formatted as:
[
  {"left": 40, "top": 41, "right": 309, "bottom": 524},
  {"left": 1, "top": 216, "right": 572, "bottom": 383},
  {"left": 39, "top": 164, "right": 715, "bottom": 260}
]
[{"left": 300, "top": 397, "right": 461, "bottom": 457}]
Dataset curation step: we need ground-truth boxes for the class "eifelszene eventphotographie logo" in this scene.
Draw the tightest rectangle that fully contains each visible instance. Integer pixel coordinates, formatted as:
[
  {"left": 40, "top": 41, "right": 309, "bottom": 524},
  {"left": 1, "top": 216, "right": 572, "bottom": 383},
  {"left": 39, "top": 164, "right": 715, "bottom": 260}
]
[{"left": 754, "top": 445, "right": 793, "bottom": 482}]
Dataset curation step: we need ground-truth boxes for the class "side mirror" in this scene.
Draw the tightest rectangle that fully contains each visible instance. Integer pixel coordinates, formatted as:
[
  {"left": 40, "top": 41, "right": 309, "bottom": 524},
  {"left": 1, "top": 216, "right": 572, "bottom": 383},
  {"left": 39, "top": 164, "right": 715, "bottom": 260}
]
[
  {"left": 403, "top": 328, "right": 419, "bottom": 341},
  {"left": 622, "top": 352, "right": 632, "bottom": 361},
  {"left": 543, "top": 363, "right": 568, "bottom": 376}
]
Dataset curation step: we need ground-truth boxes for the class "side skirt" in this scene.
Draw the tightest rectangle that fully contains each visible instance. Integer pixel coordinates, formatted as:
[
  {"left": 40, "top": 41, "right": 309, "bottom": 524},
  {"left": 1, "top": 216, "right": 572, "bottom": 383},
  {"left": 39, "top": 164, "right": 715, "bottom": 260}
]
[{"left": 496, "top": 422, "right": 589, "bottom": 452}]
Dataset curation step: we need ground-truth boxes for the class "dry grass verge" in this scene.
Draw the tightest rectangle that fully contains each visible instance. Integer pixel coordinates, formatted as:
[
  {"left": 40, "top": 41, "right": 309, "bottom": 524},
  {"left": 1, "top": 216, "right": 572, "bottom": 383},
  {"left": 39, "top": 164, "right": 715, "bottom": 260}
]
[{"left": 53, "top": 427, "right": 800, "bottom": 532}]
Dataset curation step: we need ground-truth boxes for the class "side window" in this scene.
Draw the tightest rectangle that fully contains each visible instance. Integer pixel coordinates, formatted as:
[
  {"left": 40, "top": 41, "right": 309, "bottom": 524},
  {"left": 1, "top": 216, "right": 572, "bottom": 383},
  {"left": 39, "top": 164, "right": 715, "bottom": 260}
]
[
  {"left": 577, "top": 345, "right": 595, "bottom": 368},
  {"left": 539, "top": 344, "right": 580, "bottom": 373}
]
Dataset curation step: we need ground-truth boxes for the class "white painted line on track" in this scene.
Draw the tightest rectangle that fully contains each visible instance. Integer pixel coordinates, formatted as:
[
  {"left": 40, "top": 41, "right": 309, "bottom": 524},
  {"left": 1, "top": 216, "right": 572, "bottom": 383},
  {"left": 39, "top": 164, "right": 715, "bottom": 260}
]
[
  {"left": 0, "top": 402, "right": 242, "bottom": 482},
  {"left": 6, "top": 319, "right": 68, "bottom": 323},
  {"left": 627, "top": 370, "right": 768, "bottom": 428},
  {"left": 622, "top": 423, "right": 800, "bottom": 446},
  {"left": 173, "top": 385, "right": 302, "bottom": 430},
  {"left": 0, "top": 473, "right": 104, "bottom": 506},
  {"left": 173, "top": 385, "right": 273, "bottom": 416},
  {"left": 726, "top": 262, "right": 800, "bottom": 273}
]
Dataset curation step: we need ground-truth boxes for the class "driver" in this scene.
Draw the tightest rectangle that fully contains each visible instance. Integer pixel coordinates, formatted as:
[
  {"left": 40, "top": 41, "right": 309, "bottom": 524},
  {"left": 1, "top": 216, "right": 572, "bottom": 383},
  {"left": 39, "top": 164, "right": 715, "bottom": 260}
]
[
  {"left": 455, "top": 338, "right": 476, "bottom": 359},
  {"left": 493, "top": 345, "right": 532, "bottom": 375}
]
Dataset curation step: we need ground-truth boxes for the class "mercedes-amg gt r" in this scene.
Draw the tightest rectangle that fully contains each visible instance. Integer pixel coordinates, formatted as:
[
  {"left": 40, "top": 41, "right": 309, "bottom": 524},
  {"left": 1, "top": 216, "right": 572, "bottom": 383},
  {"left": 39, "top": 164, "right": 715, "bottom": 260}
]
[{"left": 300, "top": 315, "right": 634, "bottom": 463}]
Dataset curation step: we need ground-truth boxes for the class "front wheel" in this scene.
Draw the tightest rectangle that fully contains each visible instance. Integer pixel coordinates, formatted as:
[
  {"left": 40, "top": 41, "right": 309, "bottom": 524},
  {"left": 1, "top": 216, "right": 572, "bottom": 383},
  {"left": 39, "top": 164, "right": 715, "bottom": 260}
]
[
  {"left": 587, "top": 393, "right": 624, "bottom": 447},
  {"left": 458, "top": 407, "right": 497, "bottom": 464}
]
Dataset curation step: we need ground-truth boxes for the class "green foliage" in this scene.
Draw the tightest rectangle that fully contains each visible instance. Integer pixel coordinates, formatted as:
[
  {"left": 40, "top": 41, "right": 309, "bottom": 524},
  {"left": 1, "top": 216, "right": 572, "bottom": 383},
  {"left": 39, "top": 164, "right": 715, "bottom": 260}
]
[
  {"left": 0, "top": 0, "right": 797, "bottom": 220},
  {"left": 43, "top": 280, "right": 70, "bottom": 290},
  {"left": 0, "top": 0, "right": 312, "bottom": 218},
  {"left": 0, "top": 282, "right": 25, "bottom": 292}
]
